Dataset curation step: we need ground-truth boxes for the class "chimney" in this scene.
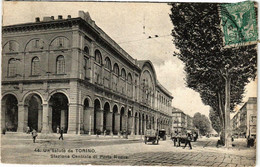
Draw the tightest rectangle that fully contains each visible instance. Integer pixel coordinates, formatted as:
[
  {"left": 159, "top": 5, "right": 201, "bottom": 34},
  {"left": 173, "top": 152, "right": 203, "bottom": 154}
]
[
  {"left": 58, "top": 15, "right": 63, "bottom": 19},
  {"left": 51, "top": 16, "right": 54, "bottom": 20},
  {"left": 67, "top": 15, "right": 71, "bottom": 19},
  {"left": 35, "top": 17, "right": 40, "bottom": 22}
]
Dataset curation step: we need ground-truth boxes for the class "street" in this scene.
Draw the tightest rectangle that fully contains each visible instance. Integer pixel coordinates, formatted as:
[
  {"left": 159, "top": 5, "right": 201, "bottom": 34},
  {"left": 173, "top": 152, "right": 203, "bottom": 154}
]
[{"left": 1, "top": 133, "right": 256, "bottom": 166}]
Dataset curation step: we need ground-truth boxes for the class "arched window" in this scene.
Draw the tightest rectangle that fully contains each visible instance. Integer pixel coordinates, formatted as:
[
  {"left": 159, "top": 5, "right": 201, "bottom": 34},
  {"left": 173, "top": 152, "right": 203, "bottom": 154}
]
[
  {"left": 84, "top": 46, "right": 89, "bottom": 54},
  {"left": 56, "top": 55, "right": 65, "bottom": 74},
  {"left": 105, "top": 57, "right": 111, "bottom": 70},
  {"left": 8, "top": 58, "right": 16, "bottom": 77},
  {"left": 121, "top": 68, "right": 126, "bottom": 79},
  {"left": 95, "top": 50, "right": 102, "bottom": 64},
  {"left": 113, "top": 63, "right": 119, "bottom": 75},
  {"left": 127, "top": 73, "right": 132, "bottom": 83},
  {"left": 31, "top": 57, "right": 40, "bottom": 75}
]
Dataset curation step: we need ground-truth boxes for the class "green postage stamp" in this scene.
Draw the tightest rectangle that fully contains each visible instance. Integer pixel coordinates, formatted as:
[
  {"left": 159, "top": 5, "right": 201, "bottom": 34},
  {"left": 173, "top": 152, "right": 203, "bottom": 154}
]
[{"left": 220, "top": 1, "right": 258, "bottom": 46}]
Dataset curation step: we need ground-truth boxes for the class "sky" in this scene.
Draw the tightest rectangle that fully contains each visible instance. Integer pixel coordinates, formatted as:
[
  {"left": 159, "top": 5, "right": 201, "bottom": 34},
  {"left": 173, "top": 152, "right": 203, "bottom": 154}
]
[{"left": 2, "top": 1, "right": 257, "bottom": 118}]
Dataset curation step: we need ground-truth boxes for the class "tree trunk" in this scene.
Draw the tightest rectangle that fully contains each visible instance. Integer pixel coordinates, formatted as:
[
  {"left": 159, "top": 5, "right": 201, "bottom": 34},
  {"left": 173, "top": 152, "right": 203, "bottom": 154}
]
[
  {"left": 224, "top": 74, "right": 232, "bottom": 148},
  {"left": 218, "top": 92, "right": 225, "bottom": 145}
]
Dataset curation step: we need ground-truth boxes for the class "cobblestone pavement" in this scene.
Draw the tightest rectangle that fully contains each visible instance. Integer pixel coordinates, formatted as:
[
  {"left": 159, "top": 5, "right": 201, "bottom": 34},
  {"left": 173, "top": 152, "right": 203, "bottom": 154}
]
[{"left": 1, "top": 134, "right": 256, "bottom": 166}]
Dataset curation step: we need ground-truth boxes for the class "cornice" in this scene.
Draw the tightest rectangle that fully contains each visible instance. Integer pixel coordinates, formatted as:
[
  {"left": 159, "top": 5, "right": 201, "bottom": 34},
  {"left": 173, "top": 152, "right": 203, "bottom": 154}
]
[{"left": 2, "top": 18, "right": 81, "bottom": 34}]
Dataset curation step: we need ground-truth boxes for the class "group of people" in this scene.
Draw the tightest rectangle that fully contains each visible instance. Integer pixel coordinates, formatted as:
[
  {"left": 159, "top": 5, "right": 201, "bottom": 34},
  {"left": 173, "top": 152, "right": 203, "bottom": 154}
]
[
  {"left": 27, "top": 126, "right": 64, "bottom": 143},
  {"left": 171, "top": 131, "right": 198, "bottom": 150}
]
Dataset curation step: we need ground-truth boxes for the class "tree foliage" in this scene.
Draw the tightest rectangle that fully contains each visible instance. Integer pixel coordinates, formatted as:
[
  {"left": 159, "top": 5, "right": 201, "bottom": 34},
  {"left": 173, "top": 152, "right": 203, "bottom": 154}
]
[
  {"left": 169, "top": 3, "right": 257, "bottom": 141},
  {"left": 209, "top": 108, "right": 222, "bottom": 134},
  {"left": 193, "top": 112, "right": 211, "bottom": 136}
]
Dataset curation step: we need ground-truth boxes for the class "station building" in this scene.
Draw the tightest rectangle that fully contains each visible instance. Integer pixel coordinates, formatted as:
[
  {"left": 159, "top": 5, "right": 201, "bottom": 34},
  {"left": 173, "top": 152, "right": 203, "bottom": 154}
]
[{"left": 2, "top": 11, "right": 173, "bottom": 135}]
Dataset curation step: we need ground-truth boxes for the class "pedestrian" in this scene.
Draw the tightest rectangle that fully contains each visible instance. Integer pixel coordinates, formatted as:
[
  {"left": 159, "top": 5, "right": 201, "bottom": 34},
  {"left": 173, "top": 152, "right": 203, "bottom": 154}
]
[
  {"left": 57, "top": 126, "right": 60, "bottom": 134},
  {"left": 27, "top": 126, "right": 30, "bottom": 134},
  {"left": 59, "top": 127, "right": 64, "bottom": 140},
  {"left": 176, "top": 132, "right": 181, "bottom": 147},
  {"left": 32, "top": 129, "right": 38, "bottom": 143},
  {"left": 183, "top": 132, "right": 192, "bottom": 149},
  {"left": 194, "top": 132, "right": 198, "bottom": 141},
  {"left": 172, "top": 131, "right": 177, "bottom": 147}
]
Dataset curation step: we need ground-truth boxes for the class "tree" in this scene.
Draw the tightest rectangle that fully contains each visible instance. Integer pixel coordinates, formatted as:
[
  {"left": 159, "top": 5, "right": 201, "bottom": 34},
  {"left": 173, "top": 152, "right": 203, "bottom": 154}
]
[
  {"left": 193, "top": 112, "right": 211, "bottom": 136},
  {"left": 169, "top": 3, "right": 257, "bottom": 146},
  {"left": 209, "top": 108, "right": 222, "bottom": 135}
]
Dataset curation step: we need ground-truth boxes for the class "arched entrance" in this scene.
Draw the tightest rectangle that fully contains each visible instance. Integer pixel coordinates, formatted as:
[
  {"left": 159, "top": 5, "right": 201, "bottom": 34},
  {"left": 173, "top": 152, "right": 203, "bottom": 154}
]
[
  {"left": 94, "top": 99, "right": 101, "bottom": 134},
  {"left": 103, "top": 102, "right": 110, "bottom": 134},
  {"left": 25, "top": 94, "right": 43, "bottom": 132},
  {"left": 2, "top": 94, "right": 18, "bottom": 132},
  {"left": 120, "top": 107, "right": 125, "bottom": 132},
  {"left": 50, "top": 93, "right": 69, "bottom": 133},
  {"left": 112, "top": 105, "right": 118, "bottom": 135},
  {"left": 83, "top": 98, "right": 89, "bottom": 133}
]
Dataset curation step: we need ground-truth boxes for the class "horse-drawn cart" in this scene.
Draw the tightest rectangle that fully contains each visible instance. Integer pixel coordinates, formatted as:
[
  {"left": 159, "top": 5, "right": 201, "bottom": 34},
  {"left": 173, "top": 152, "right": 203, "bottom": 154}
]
[{"left": 144, "top": 129, "right": 159, "bottom": 145}]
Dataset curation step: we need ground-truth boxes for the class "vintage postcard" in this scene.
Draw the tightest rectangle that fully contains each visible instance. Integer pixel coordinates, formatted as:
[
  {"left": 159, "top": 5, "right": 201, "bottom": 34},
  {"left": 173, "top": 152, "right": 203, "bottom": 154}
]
[{"left": 1, "top": 1, "right": 258, "bottom": 166}]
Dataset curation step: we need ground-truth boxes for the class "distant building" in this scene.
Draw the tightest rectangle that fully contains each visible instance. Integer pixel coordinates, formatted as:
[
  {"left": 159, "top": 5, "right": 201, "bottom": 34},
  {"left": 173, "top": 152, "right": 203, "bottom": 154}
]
[
  {"left": 231, "top": 97, "right": 257, "bottom": 137},
  {"left": 172, "top": 107, "right": 187, "bottom": 133}
]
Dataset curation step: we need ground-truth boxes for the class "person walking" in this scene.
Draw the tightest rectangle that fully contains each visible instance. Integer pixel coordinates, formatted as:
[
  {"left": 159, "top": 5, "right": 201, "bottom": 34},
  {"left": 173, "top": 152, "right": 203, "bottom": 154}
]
[
  {"left": 176, "top": 132, "right": 181, "bottom": 147},
  {"left": 59, "top": 127, "right": 64, "bottom": 140},
  {"left": 32, "top": 129, "right": 38, "bottom": 143},
  {"left": 172, "top": 131, "right": 177, "bottom": 147},
  {"left": 183, "top": 132, "right": 192, "bottom": 149}
]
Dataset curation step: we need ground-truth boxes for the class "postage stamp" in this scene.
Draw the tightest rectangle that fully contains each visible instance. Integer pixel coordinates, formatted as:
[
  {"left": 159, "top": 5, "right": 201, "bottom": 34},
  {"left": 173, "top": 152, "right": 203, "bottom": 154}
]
[{"left": 220, "top": 1, "right": 258, "bottom": 46}]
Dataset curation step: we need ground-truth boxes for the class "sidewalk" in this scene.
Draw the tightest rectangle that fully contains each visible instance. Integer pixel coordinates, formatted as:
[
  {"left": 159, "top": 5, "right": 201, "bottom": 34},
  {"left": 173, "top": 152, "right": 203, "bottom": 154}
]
[{"left": 1, "top": 132, "right": 143, "bottom": 141}]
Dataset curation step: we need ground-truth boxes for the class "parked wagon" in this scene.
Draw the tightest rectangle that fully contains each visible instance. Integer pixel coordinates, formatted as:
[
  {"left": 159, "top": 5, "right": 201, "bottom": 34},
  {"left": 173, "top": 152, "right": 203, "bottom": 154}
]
[
  {"left": 158, "top": 129, "right": 167, "bottom": 140},
  {"left": 144, "top": 129, "right": 159, "bottom": 145}
]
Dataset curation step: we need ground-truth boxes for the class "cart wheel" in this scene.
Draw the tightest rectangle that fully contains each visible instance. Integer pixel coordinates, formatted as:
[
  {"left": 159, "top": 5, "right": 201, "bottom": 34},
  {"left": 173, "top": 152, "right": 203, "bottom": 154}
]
[{"left": 152, "top": 141, "right": 155, "bottom": 144}]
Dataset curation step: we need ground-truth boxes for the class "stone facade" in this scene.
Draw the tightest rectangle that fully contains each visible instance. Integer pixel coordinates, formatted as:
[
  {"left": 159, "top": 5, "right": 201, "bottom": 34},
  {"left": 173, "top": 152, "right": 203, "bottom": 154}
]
[
  {"left": 231, "top": 97, "right": 257, "bottom": 138},
  {"left": 171, "top": 107, "right": 194, "bottom": 133},
  {"left": 2, "top": 11, "right": 173, "bottom": 135},
  {"left": 171, "top": 107, "right": 186, "bottom": 133}
]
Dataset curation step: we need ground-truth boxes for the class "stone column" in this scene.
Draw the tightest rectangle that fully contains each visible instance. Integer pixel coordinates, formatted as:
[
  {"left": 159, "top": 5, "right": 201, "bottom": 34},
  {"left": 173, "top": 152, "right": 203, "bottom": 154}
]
[
  {"left": 17, "top": 103, "right": 26, "bottom": 132},
  {"left": 41, "top": 103, "right": 49, "bottom": 133},
  {"left": 96, "top": 109, "right": 104, "bottom": 133},
  {"left": 106, "top": 112, "right": 113, "bottom": 135},
  {"left": 115, "top": 113, "right": 120, "bottom": 135},
  {"left": 79, "top": 104, "right": 84, "bottom": 134},
  {"left": 123, "top": 114, "right": 127, "bottom": 131},
  {"left": 68, "top": 103, "right": 79, "bottom": 134},
  {"left": 139, "top": 117, "right": 142, "bottom": 135},
  {"left": 136, "top": 117, "right": 140, "bottom": 135},
  {"left": 143, "top": 119, "right": 146, "bottom": 133},
  {"left": 38, "top": 105, "right": 42, "bottom": 132},
  {"left": 87, "top": 107, "right": 94, "bottom": 135},
  {"left": 48, "top": 104, "right": 53, "bottom": 133},
  {"left": 128, "top": 116, "right": 133, "bottom": 135},
  {"left": 131, "top": 116, "right": 135, "bottom": 135}
]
